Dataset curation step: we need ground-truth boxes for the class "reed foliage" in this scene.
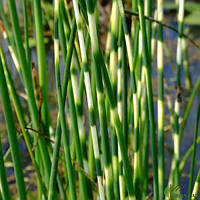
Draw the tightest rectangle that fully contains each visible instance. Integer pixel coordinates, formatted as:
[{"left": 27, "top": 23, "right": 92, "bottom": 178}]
[{"left": 0, "top": 0, "right": 200, "bottom": 199}]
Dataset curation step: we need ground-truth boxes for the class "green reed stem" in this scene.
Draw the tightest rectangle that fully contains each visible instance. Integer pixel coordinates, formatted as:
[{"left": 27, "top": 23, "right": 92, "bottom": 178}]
[
  {"left": 8, "top": 1, "right": 51, "bottom": 190},
  {"left": 72, "top": 0, "right": 105, "bottom": 198},
  {"left": 157, "top": 0, "right": 164, "bottom": 199},
  {"left": 179, "top": 137, "right": 200, "bottom": 173},
  {"left": 48, "top": 17, "right": 76, "bottom": 199},
  {"left": 53, "top": 1, "right": 77, "bottom": 199},
  {"left": 32, "top": 0, "right": 51, "bottom": 133},
  {"left": 23, "top": 0, "right": 31, "bottom": 68},
  {"left": 85, "top": 2, "right": 116, "bottom": 200},
  {"left": 68, "top": 80, "right": 89, "bottom": 200},
  {"left": 117, "top": 20, "right": 125, "bottom": 200},
  {"left": 0, "top": 47, "right": 46, "bottom": 196},
  {"left": 173, "top": 0, "right": 185, "bottom": 186},
  {"left": 188, "top": 96, "right": 200, "bottom": 199},
  {"left": 109, "top": 1, "right": 119, "bottom": 199},
  {"left": 182, "top": 37, "right": 192, "bottom": 92},
  {"left": 180, "top": 78, "right": 200, "bottom": 143},
  {"left": 85, "top": 0, "right": 135, "bottom": 198},
  {"left": 0, "top": 136, "right": 11, "bottom": 200},
  {"left": 191, "top": 170, "right": 200, "bottom": 199},
  {"left": 138, "top": 0, "right": 159, "bottom": 199},
  {"left": 0, "top": 56, "right": 27, "bottom": 200}
]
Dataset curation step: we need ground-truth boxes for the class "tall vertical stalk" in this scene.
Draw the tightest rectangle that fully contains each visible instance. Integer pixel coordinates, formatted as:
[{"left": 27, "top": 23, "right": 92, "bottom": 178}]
[
  {"left": 85, "top": 0, "right": 134, "bottom": 198},
  {"left": 68, "top": 80, "right": 89, "bottom": 200},
  {"left": 188, "top": 97, "right": 200, "bottom": 199},
  {"left": 0, "top": 136, "right": 11, "bottom": 200},
  {"left": 173, "top": 0, "right": 185, "bottom": 186},
  {"left": 157, "top": 0, "right": 164, "bottom": 199},
  {"left": 72, "top": 0, "right": 105, "bottom": 198},
  {"left": 53, "top": 1, "right": 77, "bottom": 199},
  {"left": 32, "top": 0, "right": 51, "bottom": 133},
  {"left": 0, "top": 56, "right": 27, "bottom": 200},
  {"left": 137, "top": 0, "right": 159, "bottom": 199}
]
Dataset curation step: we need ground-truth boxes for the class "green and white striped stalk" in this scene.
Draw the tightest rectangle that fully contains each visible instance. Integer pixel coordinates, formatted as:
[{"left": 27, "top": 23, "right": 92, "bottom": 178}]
[
  {"left": 141, "top": 69, "right": 149, "bottom": 198},
  {"left": 117, "top": 20, "right": 125, "bottom": 200},
  {"left": 86, "top": 2, "right": 116, "bottom": 200},
  {"left": 182, "top": 37, "right": 192, "bottom": 92},
  {"left": 85, "top": 0, "right": 134, "bottom": 198},
  {"left": 70, "top": 57, "right": 88, "bottom": 171},
  {"left": 68, "top": 81, "right": 89, "bottom": 200},
  {"left": 157, "top": 0, "right": 164, "bottom": 199},
  {"left": 109, "top": 0, "right": 119, "bottom": 95},
  {"left": 53, "top": 1, "right": 77, "bottom": 199},
  {"left": 132, "top": 29, "right": 142, "bottom": 200},
  {"left": 151, "top": 10, "right": 158, "bottom": 59},
  {"left": 116, "top": 2, "right": 141, "bottom": 199},
  {"left": 105, "top": 30, "right": 111, "bottom": 68},
  {"left": 109, "top": 2, "right": 120, "bottom": 198},
  {"left": 117, "top": 0, "right": 143, "bottom": 198},
  {"left": 138, "top": 0, "right": 159, "bottom": 199},
  {"left": 72, "top": 0, "right": 105, "bottom": 199},
  {"left": 191, "top": 170, "right": 200, "bottom": 200},
  {"left": 173, "top": 0, "right": 185, "bottom": 186}
]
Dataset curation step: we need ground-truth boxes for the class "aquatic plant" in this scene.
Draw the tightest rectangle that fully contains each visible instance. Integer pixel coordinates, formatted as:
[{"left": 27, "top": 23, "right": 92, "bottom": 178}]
[{"left": 0, "top": 0, "right": 200, "bottom": 199}]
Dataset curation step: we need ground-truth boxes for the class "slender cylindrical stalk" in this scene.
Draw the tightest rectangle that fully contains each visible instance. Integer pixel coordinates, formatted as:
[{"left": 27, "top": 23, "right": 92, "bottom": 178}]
[
  {"left": 72, "top": 0, "right": 105, "bottom": 198},
  {"left": 0, "top": 56, "right": 27, "bottom": 200},
  {"left": 23, "top": 0, "right": 31, "bottom": 68},
  {"left": 173, "top": 0, "right": 185, "bottom": 186},
  {"left": 68, "top": 80, "right": 89, "bottom": 200},
  {"left": 48, "top": 17, "right": 77, "bottom": 200},
  {"left": 0, "top": 136, "right": 11, "bottom": 200},
  {"left": 109, "top": 2, "right": 120, "bottom": 198},
  {"left": 179, "top": 137, "right": 200, "bottom": 173},
  {"left": 8, "top": 1, "right": 51, "bottom": 190},
  {"left": 86, "top": 2, "right": 116, "bottom": 199},
  {"left": 53, "top": 1, "right": 77, "bottom": 199},
  {"left": 182, "top": 37, "right": 192, "bottom": 92},
  {"left": 188, "top": 97, "right": 200, "bottom": 199},
  {"left": 157, "top": 0, "right": 164, "bottom": 199},
  {"left": 191, "top": 170, "right": 200, "bottom": 200},
  {"left": 32, "top": 0, "right": 51, "bottom": 133},
  {"left": 180, "top": 78, "right": 200, "bottom": 143},
  {"left": 117, "top": 20, "right": 125, "bottom": 200},
  {"left": 85, "top": 0, "right": 134, "bottom": 198},
  {"left": 138, "top": 0, "right": 159, "bottom": 199}
]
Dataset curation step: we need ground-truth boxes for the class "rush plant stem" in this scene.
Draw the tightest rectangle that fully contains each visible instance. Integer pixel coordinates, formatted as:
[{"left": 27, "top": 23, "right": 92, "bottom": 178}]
[
  {"left": 48, "top": 18, "right": 77, "bottom": 200},
  {"left": 188, "top": 97, "right": 200, "bottom": 199},
  {"left": 85, "top": 0, "right": 134, "bottom": 198},
  {"left": 157, "top": 0, "right": 164, "bottom": 199},
  {"left": 7, "top": 0, "right": 51, "bottom": 190},
  {"left": 53, "top": 1, "right": 77, "bottom": 199},
  {"left": 72, "top": 0, "right": 105, "bottom": 198},
  {"left": 0, "top": 136, "right": 11, "bottom": 200},
  {"left": 32, "top": 0, "right": 51, "bottom": 133},
  {"left": 138, "top": 0, "right": 159, "bottom": 199},
  {"left": 173, "top": 0, "right": 185, "bottom": 186},
  {"left": 0, "top": 56, "right": 27, "bottom": 200}
]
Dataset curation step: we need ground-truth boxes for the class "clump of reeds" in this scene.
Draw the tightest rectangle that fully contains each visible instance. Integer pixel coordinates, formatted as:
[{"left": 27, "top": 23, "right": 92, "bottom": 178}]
[{"left": 0, "top": 0, "right": 200, "bottom": 199}]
